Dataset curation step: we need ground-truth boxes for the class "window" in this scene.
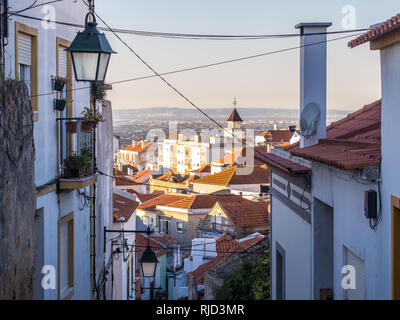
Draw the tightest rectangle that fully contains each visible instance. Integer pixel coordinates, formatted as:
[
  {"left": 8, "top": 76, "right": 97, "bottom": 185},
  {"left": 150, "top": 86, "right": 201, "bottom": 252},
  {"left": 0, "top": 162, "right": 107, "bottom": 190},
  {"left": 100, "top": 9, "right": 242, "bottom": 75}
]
[
  {"left": 58, "top": 213, "right": 74, "bottom": 300},
  {"left": 276, "top": 242, "right": 285, "bottom": 300},
  {"left": 15, "top": 22, "right": 38, "bottom": 121},
  {"left": 392, "top": 195, "right": 400, "bottom": 299},
  {"left": 177, "top": 222, "right": 184, "bottom": 233}
]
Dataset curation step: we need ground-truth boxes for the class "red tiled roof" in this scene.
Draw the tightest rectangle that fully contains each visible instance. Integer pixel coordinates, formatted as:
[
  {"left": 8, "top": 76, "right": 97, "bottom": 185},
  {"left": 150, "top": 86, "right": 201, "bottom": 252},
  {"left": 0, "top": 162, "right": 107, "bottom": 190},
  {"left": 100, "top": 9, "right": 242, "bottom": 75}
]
[
  {"left": 164, "top": 195, "right": 235, "bottom": 210},
  {"left": 285, "top": 100, "right": 381, "bottom": 170},
  {"left": 227, "top": 108, "right": 243, "bottom": 122},
  {"left": 115, "top": 176, "right": 140, "bottom": 186},
  {"left": 113, "top": 193, "right": 139, "bottom": 223},
  {"left": 187, "top": 234, "right": 265, "bottom": 284},
  {"left": 217, "top": 198, "right": 269, "bottom": 228},
  {"left": 193, "top": 165, "right": 269, "bottom": 186},
  {"left": 257, "top": 152, "right": 311, "bottom": 176},
  {"left": 132, "top": 169, "right": 152, "bottom": 183},
  {"left": 257, "top": 130, "right": 294, "bottom": 143},
  {"left": 348, "top": 14, "right": 400, "bottom": 48},
  {"left": 123, "top": 189, "right": 163, "bottom": 203},
  {"left": 191, "top": 164, "right": 212, "bottom": 173},
  {"left": 124, "top": 141, "right": 154, "bottom": 153},
  {"left": 136, "top": 194, "right": 186, "bottom": 211}
]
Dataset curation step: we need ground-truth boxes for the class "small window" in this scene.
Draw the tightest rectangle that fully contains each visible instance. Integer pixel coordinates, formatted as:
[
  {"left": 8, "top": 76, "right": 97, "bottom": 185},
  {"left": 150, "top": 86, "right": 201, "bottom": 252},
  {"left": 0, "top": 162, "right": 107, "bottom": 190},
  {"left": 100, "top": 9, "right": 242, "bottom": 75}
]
[{"left": 177, "top": 222, "right": 184, "bottom": 232}]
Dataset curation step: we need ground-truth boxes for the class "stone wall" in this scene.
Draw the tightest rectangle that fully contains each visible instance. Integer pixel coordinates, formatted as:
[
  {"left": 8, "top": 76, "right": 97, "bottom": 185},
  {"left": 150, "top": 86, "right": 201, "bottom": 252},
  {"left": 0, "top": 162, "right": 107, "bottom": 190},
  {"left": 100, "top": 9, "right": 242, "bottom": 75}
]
[
  {"left": 204, "top": 238, "right": 268, "bottom": 300},
  {"left": 0, "top": 80, "right": 36, "bottom": 299}
]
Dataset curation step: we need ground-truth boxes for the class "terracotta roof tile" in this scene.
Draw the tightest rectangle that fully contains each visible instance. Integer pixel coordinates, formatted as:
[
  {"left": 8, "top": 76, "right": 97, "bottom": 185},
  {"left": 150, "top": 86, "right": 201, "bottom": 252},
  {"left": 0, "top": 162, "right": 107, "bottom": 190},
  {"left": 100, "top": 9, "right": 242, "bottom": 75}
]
[
  {"left": 123, "top": 189, "right": 163, "bottom": 203},
  {"left": 115, "top": 176, "right": 140, "bottom": 186},
  {"left": 193, "top": 165, "right": 269, "bottom": 186},
  {"left": 284, "top": 100, "right": 381, "bottom": 170},
  {"left": 257, "top": 153, "right": 311, "bottom": 175},
  {"left": 217, "top": 198, "right": 269, "bottom": 228},
  {"left": 113, "top": 193, "right": 140, "bottom": 223},
  {"left": 194, "top": 166, "right": 237, "bottom": 186},
  {"left": 136, "top": 194, "right": 186, "bottom": 211},
  {"left": 187, "top": 234, "right": 265, "bottom": 284},
  {"left": 124, "top": 141, "right": 154, "bottom": 153},
  {"left": 348, "top": 14, "right": 400, "bottom": 48},
  {"left": 132, "top": 169, "right": 152, "bottom": 183},
  {"left": 257, "top": 130, "right": 294, "bottom": 143}
]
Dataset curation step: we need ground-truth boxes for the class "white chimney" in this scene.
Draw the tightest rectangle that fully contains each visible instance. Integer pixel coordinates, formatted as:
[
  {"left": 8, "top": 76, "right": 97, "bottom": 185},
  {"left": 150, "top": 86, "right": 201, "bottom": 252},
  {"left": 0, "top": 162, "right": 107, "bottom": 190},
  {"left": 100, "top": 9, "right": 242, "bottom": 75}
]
[{"left": 296, "top": 22, "right": 332, "bottom": 148}]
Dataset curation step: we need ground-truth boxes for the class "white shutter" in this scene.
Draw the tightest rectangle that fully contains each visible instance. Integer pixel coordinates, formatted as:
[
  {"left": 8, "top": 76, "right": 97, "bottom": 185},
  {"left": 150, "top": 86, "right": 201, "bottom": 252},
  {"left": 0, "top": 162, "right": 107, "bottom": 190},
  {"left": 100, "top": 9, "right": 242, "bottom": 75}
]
[
  {"left": 18, "top": 34, "right": 32, "bottom": 66},
  {"left": 58, "top": 47, "right": 68, "bottom": 78},
  {"left": 345, "top": 247, "right": 366, "bottom": 300}
]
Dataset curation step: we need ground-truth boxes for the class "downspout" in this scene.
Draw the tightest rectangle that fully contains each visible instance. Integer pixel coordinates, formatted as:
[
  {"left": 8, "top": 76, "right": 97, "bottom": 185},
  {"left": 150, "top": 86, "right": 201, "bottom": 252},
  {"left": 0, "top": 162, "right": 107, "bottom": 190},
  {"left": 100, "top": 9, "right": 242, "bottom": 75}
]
[{"left": 90, "top": 82, "right": 98, "bottom": 298}]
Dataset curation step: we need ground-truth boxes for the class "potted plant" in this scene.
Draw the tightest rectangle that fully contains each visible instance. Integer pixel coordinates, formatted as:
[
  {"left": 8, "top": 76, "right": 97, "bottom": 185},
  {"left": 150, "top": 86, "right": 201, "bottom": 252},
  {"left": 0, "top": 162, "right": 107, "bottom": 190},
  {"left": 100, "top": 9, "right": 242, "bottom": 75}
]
[
  {"left": 53, "top": 76, "right": 68, "bottom": 92},
  {"left": 81, "top": 106, "right": 103, "bottom": 132},
  {"left": 66, "top": 120, "right": 78, "bottom": 134},
  {"left": 63, "top": 153, "right": 92, "bottom": 178}
]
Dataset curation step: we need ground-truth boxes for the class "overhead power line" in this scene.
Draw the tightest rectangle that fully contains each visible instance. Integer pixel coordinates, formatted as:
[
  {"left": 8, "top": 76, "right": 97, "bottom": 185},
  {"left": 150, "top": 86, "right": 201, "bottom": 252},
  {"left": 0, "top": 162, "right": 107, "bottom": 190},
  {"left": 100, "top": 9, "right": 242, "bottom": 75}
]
[{"left": 12, "top": 12, "right": 369, "bottom": 40}]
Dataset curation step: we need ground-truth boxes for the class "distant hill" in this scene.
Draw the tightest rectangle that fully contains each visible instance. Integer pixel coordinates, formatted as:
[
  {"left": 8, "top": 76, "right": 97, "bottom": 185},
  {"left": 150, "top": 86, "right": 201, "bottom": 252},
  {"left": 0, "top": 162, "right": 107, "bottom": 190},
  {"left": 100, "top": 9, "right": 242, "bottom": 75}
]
[{"left": 112, "top": 107, "right": 350, "bottom": 122}]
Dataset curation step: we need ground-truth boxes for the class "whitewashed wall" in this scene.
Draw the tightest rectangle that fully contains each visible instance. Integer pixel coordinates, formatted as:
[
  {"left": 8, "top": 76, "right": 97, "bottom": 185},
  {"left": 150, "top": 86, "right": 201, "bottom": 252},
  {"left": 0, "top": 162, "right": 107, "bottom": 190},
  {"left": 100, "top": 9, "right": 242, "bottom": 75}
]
[{"left": 6, "top": 0, "right": 94, "bottom": 300}]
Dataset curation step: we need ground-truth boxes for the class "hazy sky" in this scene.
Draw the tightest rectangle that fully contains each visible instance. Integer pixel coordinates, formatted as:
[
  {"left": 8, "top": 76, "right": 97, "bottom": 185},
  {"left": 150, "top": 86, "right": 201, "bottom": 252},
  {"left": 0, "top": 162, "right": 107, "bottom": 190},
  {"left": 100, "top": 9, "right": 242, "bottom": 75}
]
[{"left": 95, "top": 0, "right": 399, "bottom": 111}]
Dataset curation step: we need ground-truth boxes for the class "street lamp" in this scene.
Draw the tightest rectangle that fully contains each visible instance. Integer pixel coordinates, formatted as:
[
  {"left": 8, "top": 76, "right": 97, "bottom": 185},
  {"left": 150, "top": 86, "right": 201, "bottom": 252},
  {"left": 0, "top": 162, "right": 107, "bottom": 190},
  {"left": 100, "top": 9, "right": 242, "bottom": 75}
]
[
  {"left": 140, "top": 245, "right": 159, "bottom": 278},
  {"left": 67, "top": 12, "right": 116, "bottom": 83}
]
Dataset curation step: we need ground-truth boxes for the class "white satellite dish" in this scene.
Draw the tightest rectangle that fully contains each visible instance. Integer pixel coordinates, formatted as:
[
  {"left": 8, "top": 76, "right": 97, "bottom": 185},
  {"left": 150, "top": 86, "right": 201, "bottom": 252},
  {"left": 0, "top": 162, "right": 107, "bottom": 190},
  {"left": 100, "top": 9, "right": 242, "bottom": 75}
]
[{"left": 300, "top": 102, "right": 321, "bottom": 138}]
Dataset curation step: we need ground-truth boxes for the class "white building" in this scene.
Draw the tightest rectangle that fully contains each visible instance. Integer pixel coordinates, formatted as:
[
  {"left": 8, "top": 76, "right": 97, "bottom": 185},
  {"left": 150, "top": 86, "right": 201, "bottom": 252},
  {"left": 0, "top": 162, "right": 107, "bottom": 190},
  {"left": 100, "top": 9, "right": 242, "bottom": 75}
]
[
  {"left": 3, "top": 1, "right": 114, "bottom": 299},
  {"left": 264, "top": 18, "right": 400, "bottom": 300},
  {"left": 111, "top": 189, "right": 139, "bottom": 300}
]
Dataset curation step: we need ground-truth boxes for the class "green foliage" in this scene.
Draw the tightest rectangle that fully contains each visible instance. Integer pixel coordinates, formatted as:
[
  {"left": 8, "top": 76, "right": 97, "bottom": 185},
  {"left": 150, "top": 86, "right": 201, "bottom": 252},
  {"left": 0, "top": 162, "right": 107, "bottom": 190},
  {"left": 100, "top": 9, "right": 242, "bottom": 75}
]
[
  {"left": 94, "top": 82, "right": 107, "bottom": 100},
  {"left": 81, "top": 106, "right": 103, "bottom": 124},
  {"left": 215, "top": 243, "right": 270, "bottom": 300},
  {"left": 63, "top": 153, "right": 91, "bottom": 170}
]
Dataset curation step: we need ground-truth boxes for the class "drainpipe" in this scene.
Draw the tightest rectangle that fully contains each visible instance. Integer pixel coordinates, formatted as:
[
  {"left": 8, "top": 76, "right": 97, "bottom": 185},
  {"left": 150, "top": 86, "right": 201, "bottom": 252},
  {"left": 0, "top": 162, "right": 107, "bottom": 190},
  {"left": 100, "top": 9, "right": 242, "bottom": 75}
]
[{"left": 91, "top": 82, "right": 99, "bottom": 298}]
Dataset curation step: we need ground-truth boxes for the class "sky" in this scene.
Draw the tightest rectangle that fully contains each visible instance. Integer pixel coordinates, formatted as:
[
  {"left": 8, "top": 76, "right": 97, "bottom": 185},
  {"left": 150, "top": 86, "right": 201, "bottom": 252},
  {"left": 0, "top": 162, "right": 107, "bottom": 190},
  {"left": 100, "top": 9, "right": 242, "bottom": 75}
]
[{"left": 95, "top": 0, "right": 400, "bottom": 111}]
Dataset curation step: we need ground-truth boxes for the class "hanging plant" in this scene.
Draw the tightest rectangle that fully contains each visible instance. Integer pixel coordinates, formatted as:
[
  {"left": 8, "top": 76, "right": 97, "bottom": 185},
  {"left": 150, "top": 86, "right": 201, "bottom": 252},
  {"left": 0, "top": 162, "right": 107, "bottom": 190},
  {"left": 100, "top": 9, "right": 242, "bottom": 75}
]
[
  {"left": 66, "top": 121, "right": 78, "bottom": 134},
  {"left": 54, "top": 98, "right": 67, "bottom": 111},
  {"left": 53, "top": 76, "right": 68, "bottom": 92},
  {"left": 81, "top": 106, "right": 103, "bottom": 123},
  {"left": 94, "top": 82, "right": 107, "bottom": 100}
]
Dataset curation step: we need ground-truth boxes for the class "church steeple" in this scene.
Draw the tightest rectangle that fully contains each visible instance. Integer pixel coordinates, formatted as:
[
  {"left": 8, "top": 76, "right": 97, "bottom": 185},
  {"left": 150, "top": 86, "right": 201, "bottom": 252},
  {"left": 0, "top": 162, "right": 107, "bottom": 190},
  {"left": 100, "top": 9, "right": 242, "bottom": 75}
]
[{"left": 227, "top": 97, "right": 243, "bottom": 122}]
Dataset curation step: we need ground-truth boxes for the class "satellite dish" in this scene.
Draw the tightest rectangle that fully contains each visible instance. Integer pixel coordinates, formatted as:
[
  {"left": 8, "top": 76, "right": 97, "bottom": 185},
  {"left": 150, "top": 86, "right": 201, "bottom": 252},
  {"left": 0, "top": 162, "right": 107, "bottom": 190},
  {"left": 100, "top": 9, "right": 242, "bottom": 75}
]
[{"left": 300, "top": 102, "right": 321, "bottom": 138}]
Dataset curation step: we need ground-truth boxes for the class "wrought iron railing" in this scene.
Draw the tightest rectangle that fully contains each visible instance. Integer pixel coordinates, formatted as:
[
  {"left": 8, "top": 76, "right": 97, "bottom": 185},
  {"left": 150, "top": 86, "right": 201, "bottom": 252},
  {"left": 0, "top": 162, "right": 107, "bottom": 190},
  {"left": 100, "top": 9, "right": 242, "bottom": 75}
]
[
  {"left": 198, "top": 219, "right": 235, "bottom": 234},
  {"left": 57, "top": 117, "right": 94, "bottom": 178}
]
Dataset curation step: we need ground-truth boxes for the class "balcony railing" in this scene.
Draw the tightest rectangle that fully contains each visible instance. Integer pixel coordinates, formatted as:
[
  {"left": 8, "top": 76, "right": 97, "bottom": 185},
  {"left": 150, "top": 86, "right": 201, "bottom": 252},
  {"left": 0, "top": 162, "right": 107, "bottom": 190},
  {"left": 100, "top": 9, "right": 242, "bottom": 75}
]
[
  {"left": 57, "top": 118, "right": 94, "bottom": 179},
  {"left": 198, "top": 219, "right": 235, "bottom": 234}
]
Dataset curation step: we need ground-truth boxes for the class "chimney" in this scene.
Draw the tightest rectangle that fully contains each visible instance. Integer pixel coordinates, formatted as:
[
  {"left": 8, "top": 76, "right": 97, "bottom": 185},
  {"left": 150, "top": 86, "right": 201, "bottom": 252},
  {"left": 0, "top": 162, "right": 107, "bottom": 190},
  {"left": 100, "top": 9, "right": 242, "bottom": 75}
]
[{"left": 296, "top": 22, "right": 332, "bottom": 148}]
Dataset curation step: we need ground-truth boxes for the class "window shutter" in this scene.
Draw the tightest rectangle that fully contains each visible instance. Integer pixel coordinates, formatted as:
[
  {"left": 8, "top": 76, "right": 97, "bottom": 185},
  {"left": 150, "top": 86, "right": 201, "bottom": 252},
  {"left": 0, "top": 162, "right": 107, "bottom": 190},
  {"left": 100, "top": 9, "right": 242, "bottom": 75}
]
[
  {"left": 58, "top": 46, "right": 68, "bottom": 78},
  {"left": 18, "top": 34, "right": 32, "bottom": 66}
]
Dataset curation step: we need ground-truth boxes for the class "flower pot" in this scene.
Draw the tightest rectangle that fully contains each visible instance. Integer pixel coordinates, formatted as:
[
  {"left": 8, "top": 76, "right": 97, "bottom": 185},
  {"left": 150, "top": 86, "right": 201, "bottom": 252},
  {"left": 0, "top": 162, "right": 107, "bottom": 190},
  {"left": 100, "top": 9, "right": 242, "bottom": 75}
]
[
  {"left": 65, "top": 121, "right": 78, "bottom": 134},
  {"left": 53, "top": 78, "right": 66, "bottom": 92},
  {"left": 54, "top": 99, "right": 66, "bottom": 111},
  {"left": 81, "top": 121, "right": 94, "bottom": 132},
  {"left": 64, "top": 167, "right": 80, "bottom": 178}
]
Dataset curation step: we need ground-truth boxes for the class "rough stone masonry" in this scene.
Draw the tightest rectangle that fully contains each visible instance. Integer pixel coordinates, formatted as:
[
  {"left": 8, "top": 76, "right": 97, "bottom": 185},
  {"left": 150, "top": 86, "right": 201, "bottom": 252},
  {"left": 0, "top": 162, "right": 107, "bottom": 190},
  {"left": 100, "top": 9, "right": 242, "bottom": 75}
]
[{"left": 0, "top": 79, "right": 36, "bottom": 299}]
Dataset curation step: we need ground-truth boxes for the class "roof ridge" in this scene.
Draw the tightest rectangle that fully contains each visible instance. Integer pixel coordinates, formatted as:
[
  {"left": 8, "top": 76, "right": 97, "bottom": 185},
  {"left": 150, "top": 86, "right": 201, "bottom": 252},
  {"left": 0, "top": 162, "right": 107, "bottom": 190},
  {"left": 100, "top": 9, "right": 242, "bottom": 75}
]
[{"left": 327, "top": 99, "right": 381, "bottom": 129}]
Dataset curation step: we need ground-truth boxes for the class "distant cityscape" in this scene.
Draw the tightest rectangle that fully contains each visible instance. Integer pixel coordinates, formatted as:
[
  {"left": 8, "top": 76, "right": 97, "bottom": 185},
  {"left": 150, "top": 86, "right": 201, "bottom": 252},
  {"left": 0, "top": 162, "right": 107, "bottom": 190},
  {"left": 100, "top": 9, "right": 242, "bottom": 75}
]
[{"left": 113, "top": 107, "right": 350, "bottom": 148}]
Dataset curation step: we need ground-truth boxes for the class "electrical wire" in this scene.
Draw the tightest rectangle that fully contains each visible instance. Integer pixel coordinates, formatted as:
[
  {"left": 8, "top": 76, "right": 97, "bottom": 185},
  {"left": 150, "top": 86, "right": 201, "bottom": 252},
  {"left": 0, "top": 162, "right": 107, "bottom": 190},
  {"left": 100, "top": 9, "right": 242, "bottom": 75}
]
[
  {"left": 8, "top": 0, "right": 64, "bottom": 15},
  {"left": 27, "top": 31, "right": 363, "bottom": 101},
  {"left": 11, "top": 12, "right": 369, "bottom": 40}
]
